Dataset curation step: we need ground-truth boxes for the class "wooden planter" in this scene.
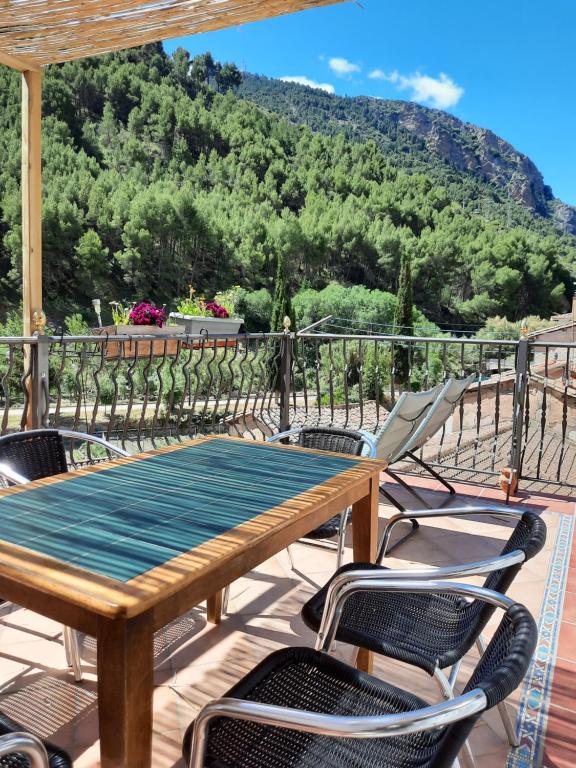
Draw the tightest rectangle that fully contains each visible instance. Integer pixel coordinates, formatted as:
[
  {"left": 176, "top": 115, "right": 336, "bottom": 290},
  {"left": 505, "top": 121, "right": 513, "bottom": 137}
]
[{"left": 93, "top": 325, "right": 182, "bottom": 359}]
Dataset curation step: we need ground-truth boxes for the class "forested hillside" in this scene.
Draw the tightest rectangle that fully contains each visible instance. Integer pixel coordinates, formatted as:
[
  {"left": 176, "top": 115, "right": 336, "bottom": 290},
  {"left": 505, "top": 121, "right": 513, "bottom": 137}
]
[
  {"left": 0, "top": 44, "right": 574, "bottom": 327},
  {"left": 239, "top": 73, "right": 576, "bottom": 234}
]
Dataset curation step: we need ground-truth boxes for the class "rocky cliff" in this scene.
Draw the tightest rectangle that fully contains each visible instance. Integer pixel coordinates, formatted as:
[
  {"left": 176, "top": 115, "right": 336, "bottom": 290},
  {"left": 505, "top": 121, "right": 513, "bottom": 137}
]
[{"left": 239, "top": 74, "right": 576, "bottom": 235}]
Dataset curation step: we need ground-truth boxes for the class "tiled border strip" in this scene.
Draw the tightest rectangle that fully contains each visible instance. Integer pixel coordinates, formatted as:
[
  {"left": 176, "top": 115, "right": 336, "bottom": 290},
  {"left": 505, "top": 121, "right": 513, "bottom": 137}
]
[{"left": 506, "top": 513, "right": 574, "bottom": 767}]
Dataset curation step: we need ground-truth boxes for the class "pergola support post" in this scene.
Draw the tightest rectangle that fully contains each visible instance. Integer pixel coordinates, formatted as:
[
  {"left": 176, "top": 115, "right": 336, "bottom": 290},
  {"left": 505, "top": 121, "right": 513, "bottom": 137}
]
[{"left": 22, "top": 69, "right": 43, "bottom": 338}]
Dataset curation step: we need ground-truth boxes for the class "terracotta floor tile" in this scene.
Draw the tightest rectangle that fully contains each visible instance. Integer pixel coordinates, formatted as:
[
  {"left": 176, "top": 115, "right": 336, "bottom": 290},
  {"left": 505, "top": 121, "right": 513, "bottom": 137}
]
[
  {"left": 561, "top": 592, "right": 576, "bottom": 625},
  {"left": 558, "top": 622, "right": 576, "bottom": 661},
  {"left": 550, "top": 658, "right": 576, "bottom": 712},
  {"left": 545, "top": 704, "right": 576, "bottom": 750}
]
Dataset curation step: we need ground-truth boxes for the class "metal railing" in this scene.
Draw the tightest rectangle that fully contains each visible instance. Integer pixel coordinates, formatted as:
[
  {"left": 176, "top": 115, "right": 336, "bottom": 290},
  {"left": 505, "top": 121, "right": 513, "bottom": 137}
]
[{"left": 0, "top": 329, "right": 574, "bottom": 490}]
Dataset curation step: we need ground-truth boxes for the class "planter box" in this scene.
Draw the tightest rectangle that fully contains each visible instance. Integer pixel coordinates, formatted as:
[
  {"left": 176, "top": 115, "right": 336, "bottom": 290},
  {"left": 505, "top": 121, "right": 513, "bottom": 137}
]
[
  {"left": 168, "top": 313, "right": 244, "bottom": 336},
  {"left": 93, "top": 325, "right": 183, "bottom": 359}
]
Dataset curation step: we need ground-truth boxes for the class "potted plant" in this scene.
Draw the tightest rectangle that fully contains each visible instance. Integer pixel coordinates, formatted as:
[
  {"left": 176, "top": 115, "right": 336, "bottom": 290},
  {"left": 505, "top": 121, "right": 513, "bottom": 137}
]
[
  {"left": 94, "top": 301, "right": 181, "bottom": 358},
  {"left": 169, "top": 286, "right": 244, "bottom": 336}
]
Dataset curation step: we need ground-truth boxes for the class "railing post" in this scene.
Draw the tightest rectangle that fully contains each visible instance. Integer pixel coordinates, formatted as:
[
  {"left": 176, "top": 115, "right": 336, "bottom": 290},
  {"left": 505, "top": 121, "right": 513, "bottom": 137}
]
[
  {"left": 279, "top": 321, "right": 293, "bottom": 433},
  {"left": 508, "top": 337, "right": 530, "bottom": 497},
  {"left": 30, "top": 333, "right": 50, "bottom": 429}
]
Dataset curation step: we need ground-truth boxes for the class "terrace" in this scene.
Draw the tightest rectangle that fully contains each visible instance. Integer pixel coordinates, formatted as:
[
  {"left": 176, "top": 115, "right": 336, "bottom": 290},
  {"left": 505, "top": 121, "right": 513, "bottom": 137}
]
[
  {"left": 0, "top": 327, "right": 571, "bottom": 767},
  {"left": 0, "top": 1, "right": 575, "bottom": 766}
]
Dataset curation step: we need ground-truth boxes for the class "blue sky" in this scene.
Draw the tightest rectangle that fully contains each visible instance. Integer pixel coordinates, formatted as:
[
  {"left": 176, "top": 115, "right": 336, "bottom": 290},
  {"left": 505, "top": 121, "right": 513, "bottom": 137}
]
[{"left": 165, "top": 0, "right": 576, "bottom": 205}]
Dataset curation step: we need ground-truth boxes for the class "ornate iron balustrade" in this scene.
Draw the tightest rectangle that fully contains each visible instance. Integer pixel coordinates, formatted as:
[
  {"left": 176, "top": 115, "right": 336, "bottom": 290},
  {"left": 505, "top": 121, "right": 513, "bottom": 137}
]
[{"left": 0, "top": 330, "right": 573, "bottom": 490}]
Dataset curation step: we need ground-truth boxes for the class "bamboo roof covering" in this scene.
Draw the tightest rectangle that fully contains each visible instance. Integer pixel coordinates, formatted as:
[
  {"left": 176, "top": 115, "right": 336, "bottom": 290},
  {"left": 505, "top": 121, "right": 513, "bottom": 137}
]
[{"left": 0, "top": 0, "right": 347, "bottom": 71}]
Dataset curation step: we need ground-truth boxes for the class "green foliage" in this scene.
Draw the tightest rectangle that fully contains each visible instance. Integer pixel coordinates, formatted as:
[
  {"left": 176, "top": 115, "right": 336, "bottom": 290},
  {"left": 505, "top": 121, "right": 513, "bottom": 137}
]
[
  {"left": 0, "top": 44, "right": 574, "bottom": 331},
  {"left": 64, "top": 313, "right": 91, "bottom": 335},
  {"left": 109, "top": 301, "right": 132, "bottom": 325},
  {"left": 475, "top": 314, "right": 558, "bottom": 340}
]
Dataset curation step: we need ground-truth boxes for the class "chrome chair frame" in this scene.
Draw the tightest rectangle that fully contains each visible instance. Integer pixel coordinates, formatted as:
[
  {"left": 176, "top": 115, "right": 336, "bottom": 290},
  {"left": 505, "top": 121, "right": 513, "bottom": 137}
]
[
  {"left": 188, "top": 582, "right": 522, "bottom": 768},
  {"left": 0, "top": 732, "right": 49, "bottom": 768},
  {"left": 316, "top": 507, "right": 531, "bottom": 759},
  {"left": 0, "top": 429, "right": 130, "bottom": 683},
  {"left": 267, "top": 428, "right": 376, "bottom": 572}
]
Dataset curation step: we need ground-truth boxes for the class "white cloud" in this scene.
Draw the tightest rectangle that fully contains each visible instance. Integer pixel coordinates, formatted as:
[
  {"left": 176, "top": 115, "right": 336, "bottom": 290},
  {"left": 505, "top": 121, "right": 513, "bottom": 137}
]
[
  {"left": 328, "top": 57, "right": 361, "bottom": 77},
  {"left": 368, "top": 68, "right": 395, "bottom": 81},
  {"left": 280, "top": 76, "right": 335, "bottom": 94},
  {"left": 369, "top": 68, "right": 464, "bottom": 109}
]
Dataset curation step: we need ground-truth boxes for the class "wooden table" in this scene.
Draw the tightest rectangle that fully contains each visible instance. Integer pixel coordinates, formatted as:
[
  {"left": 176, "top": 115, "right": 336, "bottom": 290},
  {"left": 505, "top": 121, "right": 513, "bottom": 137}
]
[{"left": 0, "top": 436, "right": 384, "bottom": 768}]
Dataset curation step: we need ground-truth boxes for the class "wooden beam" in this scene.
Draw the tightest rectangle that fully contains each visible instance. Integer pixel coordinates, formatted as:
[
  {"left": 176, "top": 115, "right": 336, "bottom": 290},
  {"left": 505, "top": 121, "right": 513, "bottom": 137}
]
[
  {"left": 21, "top": 69, "right": 43, "bottom": 338},
  {"left": 0, "top": 50, "right": 41, "bottom": 72}
]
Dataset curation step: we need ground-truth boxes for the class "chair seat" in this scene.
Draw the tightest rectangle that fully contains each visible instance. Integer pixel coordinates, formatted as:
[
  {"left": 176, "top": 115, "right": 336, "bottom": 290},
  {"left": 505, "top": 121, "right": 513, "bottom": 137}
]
[
  {"left": 302, "top": 563, "right": 479, "bottom": 674},
  {"left": 183, "top": 647, "right": 448, "bottom": 768},
  {"left": 304, "top": 513, "right": 348, "bottom": 540},
  {"left": 0, "top": 711, "right": 71, "bottom": 768}
]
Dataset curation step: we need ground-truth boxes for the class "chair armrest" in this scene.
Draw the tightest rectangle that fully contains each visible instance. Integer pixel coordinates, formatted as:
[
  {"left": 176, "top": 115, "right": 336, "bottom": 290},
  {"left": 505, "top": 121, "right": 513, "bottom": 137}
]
[
  {"left": 266, "top": 429, "right": 304, "bottom": 443},
  {"left": 378, "top": 505, "right": 525, "bottom": 561},
  {"left": 317, "top": 578, "right": 516, "bottom": 652},
  {"left": 0, "top": 461, "right": 30, "bottom": 486},
  {"left": 58, "top": 430, "right": 130, "bottom": 457},
  {"left": 0, "top": 732, "right": 49, "bottom": 768},
  {"left": 358, "top": 430, "right": 377, "bottom": 458},
  {"left": 188, "top": 689, "right": 487, "bottom": 768}
]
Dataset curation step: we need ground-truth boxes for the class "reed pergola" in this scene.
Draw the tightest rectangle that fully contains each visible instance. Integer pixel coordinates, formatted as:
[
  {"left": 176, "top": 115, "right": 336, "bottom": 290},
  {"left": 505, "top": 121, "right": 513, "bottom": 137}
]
[{"left": 0, "top": 0, "right": 346, "bottom": 334}]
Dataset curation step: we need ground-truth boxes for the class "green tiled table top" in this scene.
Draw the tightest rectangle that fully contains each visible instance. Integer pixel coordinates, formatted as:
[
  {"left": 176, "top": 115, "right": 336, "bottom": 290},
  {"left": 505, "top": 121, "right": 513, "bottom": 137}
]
[{"left": 0, "top": 439, "right": 360, "bottom": 582}]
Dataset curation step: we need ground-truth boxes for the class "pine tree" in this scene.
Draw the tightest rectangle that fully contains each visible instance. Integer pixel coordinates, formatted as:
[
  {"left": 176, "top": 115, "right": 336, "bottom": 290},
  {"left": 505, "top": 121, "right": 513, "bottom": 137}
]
[
  {"left": 270, "top": 253, "right": 296, "bottom": 333},
  {"left": 393, "top": 249, "right": 414, "bottom": 386}
]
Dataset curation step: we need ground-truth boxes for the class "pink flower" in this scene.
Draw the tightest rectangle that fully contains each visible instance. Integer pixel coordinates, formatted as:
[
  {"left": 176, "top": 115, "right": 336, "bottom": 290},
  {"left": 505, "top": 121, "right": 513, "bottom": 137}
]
[
  {"left": 205, "top": 301, "right": 229, "bottom": 319},
  {"left": 129, "top": 302, "right": 167, "bottom": 328}
]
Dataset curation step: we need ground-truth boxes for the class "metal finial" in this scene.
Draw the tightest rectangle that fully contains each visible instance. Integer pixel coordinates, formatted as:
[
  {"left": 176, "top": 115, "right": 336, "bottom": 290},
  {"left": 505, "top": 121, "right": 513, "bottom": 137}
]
[
  {"left": 283, "top": 315, "right": 291, "bottom": 332},
  {"left": 31, "top": 309, "right": 46, "bottom": 334},
  {"left": 519, "top": 318, "right": 528, "bottom": 337}
]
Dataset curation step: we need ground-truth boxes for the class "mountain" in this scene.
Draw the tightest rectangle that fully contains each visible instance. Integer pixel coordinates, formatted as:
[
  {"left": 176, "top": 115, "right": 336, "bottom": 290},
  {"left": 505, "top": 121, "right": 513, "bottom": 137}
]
[
  {"left": 0, "top": 45, "right": 574, "bottom": 328},
  {"left": 238, "top": 73, "right": 576, "bottom": 235}
]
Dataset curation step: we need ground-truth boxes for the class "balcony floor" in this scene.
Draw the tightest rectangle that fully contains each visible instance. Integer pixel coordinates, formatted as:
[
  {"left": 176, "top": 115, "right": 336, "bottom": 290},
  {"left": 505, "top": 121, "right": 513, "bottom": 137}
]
[{"left": 0, "top": 475, "right": 573, "bottom": 767}]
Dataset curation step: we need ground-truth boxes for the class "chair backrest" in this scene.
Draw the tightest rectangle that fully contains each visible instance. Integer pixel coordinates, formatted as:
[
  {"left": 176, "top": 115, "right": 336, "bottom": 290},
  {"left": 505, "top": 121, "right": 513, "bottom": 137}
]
[
  {"left": 442, "top": 511, "right": 546, "bottom": 669},
  {"left": 401, "top": 373, "right": 476, "bottom": 457},
  {"left": 374, "top": 384, "right": 444, "bottom": 463},
  {"left": 297, "top": 427, "right": 368, "bottom": 457},
  {"left": 0, "top": 430, "right": 68, "bottom": 482},
  {"left": 481, "top": 510, "right": 547, "bottom": 602},
  {"left": 0, "top": 429, "right": 129, "bottom": 485},
  {"left": 433, "top": 601, "right": 536, "bottom": 766}
]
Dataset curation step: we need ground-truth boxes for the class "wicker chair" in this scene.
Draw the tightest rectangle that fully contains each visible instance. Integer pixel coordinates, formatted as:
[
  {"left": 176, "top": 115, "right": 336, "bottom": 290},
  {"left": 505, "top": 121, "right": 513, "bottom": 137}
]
[
  {"left": 0, "top": 428, "right": 130, "bottom": 682},
  {"left": 182, "top": 583, "right": 537, "bottom": 768},
  {"left": 267, "top": 427, "right": 376, "bottom": 570},
  {"left": 302, "top": 506, "right": 546, "bottom": 759},
  {"left": 0, "top": 429, "right": 129, "bottom": 482},
  {"left": 0, "top": 709, "right": 71, "bottom": 767}
]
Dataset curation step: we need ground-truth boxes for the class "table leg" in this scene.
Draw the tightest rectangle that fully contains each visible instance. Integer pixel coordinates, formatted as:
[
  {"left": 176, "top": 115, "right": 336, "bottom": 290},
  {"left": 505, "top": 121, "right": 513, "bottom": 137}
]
[
  {"left": 97, "top": 610, "right": 154, "bottom": 768},
  {"left": 352, "top": 473, "right": 379, "bottom": 674},
  {"left": 207, "top": 590, "right": 223, "bottom": 624}
]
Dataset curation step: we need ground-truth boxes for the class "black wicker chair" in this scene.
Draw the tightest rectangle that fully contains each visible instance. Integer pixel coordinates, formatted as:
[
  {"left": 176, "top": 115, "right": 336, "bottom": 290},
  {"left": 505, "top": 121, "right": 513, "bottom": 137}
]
[
  {"left": 0, "top": 428, "right": 130, "bottom": 682},
  {"left": 301, "top": 506, "right": 546, "bottom": 757},
  {"left": 0, "top": 709, "right": 71, "bottom": 767},
  {"left": 182, "top": 583, "right": 537, "bottom": 768},
  {"left": 267, "top": 427, "right": 376, "bottom": 570},
  {"left": 0, "top": 428, "right": 129, "bottom": 483}
]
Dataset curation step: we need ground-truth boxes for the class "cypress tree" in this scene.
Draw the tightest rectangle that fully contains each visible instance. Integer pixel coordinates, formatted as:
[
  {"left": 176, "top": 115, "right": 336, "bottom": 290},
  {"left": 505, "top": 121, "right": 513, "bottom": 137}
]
[
  {"left": 270, "top": 252, "right": 296, "bottom": 333},
  {"left": 393, "top": 249, "right": 414, "bottom": 386}
]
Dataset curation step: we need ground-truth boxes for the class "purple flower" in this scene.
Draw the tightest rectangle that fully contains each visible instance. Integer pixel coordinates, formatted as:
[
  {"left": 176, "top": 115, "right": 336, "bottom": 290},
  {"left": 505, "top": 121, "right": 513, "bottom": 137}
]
[
  {"left": 129, "top": 302, "right": 167, "bottom": 328},
  {"left": 205, "top": 301, "right": 229, "bottom": 319}
]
